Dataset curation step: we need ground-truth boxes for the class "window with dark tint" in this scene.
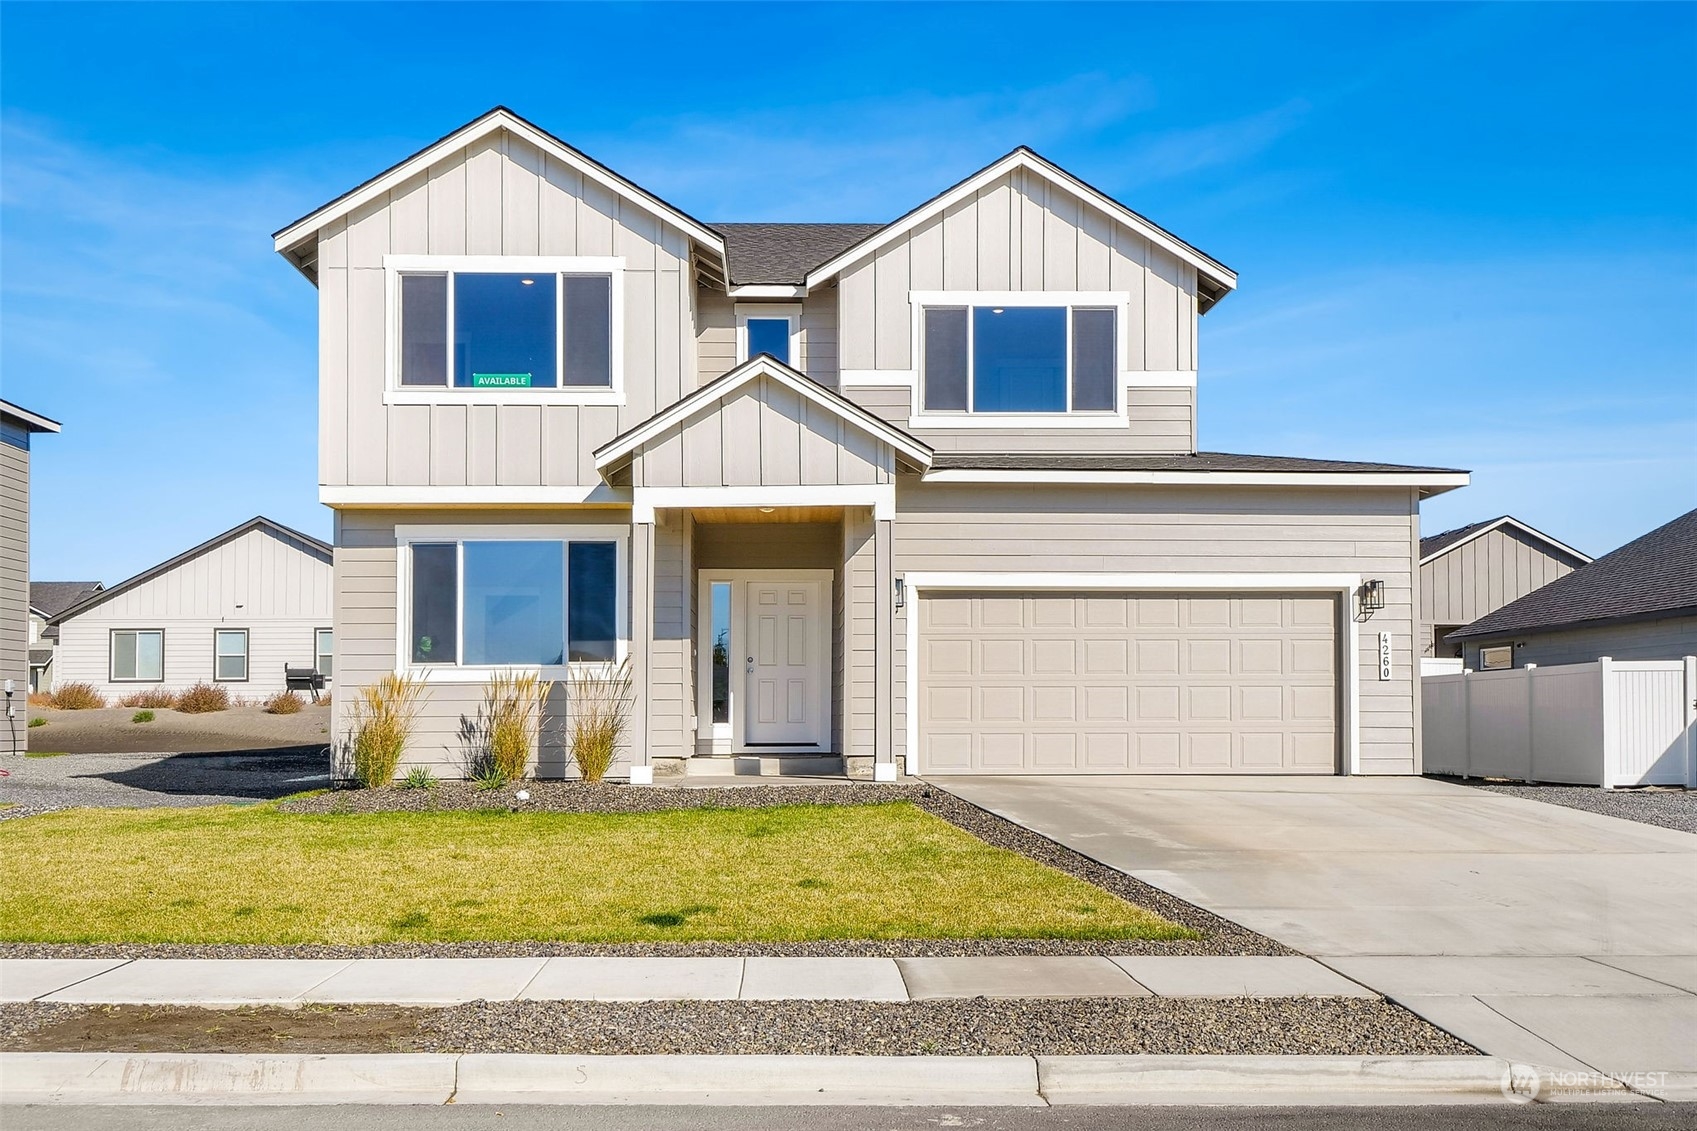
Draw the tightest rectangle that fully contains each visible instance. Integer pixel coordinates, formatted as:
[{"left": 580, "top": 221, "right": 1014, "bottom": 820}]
[
  {"left": 745, "top": 318, "right": 791, "bottom": 364},
  {"left": 410, "top": 543, "right": 459, "bottom": 664},
  {"left": 922, "top": 307, "right": 969, "bottom": 411},
  {"left": 1071, "top": 307, "right": 1117, "bottom": 411},
  {"left": 972, "top": 306, "right": 1066, "bottom": 412},
  {"left": 400, "top": 274, "right": 448, "bottom": 386},
  {"left": 454, "top": 273, "right": 558, "bottom": 389},
  {"left": 463, "top": 541, "right": 565, "bottom": 665},
  {"left": 568, "top": 542, "right": 618, "bottom": 662},
  {"left": 563, "top": 275, "right": 612, "bottom": 386}
]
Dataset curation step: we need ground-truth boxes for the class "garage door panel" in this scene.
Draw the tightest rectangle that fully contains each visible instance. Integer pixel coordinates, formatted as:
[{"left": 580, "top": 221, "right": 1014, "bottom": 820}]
[{"left": 918, "top": 592, "right": 1340, "bottom": 775}]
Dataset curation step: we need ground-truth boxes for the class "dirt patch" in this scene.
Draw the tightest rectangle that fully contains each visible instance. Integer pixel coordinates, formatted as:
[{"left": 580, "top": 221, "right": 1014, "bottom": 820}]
[
  {"left": 23, "top": 705, "right": 330, "bottom": 756},
  {"left": 1, "top": 1003, "right": 423, "bottom": 1054}
]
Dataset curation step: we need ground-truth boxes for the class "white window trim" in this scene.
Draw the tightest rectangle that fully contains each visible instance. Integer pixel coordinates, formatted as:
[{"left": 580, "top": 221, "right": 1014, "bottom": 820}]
[
  {"left": 110, "top": 628, "right": 165, "bottom": 683},
  {"left": 899, "top": 572, "right": 1364, "bottom": 779},
  {"left": 734, "top": 303, "right": 802, "bottom": 367},
  {"left": 383, "top": 255, "right": 626, "bottom": 406},
  {"left": 393, "top": 523, "right": 630, "bottom": 683},
  {"left": 214, "top": 628, "right": 250, "bottom": 683}
]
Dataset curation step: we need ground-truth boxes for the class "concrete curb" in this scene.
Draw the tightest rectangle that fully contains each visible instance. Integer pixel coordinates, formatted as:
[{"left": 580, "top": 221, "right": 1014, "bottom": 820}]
[{"left": 0, "top": 1051, "right": 1631, "bottom": 1107}]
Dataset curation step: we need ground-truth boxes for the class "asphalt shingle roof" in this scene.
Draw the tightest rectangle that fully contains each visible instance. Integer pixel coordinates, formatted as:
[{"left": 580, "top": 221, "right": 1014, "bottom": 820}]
[
  {"left": 29, "top": 581, "right": 103, "bottom": 618},
  {"left": 1449, "top": 508, "right": 1697, "bottom": 640},
  {"left": 714, "top": 223, "right": 885, "bottom": 285},
  {"left": 928, "top": 452, "right": 1466, "bottom": 474},
  {"left": 1419, "top": 517, "right": 1501, "bottom": 560}
]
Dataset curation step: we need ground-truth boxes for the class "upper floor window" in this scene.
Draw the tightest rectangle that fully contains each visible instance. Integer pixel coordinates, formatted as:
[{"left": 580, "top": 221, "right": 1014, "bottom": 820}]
[
  {"left": 736, "top": 304, "right": 800, "bottom": 367},
  {"left": 386, "top": 256, "right": 623, "bottom": 401},
  {"left": 919, "top": 300, "right": 1117, "bottom": 415}
]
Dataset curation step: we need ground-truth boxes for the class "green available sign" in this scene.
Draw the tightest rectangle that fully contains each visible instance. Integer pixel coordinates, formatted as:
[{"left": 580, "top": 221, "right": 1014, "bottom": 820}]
[{"left": 472, "top": 373, "right": 533, "bottom": 388}]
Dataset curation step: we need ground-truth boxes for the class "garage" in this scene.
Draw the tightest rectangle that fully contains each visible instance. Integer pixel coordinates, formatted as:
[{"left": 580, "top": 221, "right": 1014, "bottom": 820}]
[{"left": 916, "top": 592, "right": 1340, "bottom": 774}]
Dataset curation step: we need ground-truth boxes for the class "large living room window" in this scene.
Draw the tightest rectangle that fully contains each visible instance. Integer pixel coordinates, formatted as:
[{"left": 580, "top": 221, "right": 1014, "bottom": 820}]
[
  {"left": 919, "top": 299, "right": 1117, "bottom": 415},
  {"left": 388, "top": 256, "right": 621, "bottom": 399},
  {"left": 403, "top": 530, "right": 624, "bottom": 673}
]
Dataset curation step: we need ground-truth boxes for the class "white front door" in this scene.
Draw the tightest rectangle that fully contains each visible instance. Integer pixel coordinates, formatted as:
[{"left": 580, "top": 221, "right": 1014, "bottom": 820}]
[{"left": 742, "top": 579, "right": 829, "bottom": 747}]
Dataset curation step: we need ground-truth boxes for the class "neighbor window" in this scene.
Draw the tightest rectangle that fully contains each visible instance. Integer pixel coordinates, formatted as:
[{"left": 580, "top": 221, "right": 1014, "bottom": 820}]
[
  {"left": 398, "top": 269, "right": 613, "bottom": 389},
  {"left": 214, "top": 630, "right": 249, "bottom": 682},
  {"left": 1478, "top": 645, "right": 1514, "bottom": 671},
  {"left": 111, "top": 630, "right": 164, "bottom": 682},
  {"left": 921, "top": 303, "right": 1117, "bottom": 413},
  {"left": 408, "top": 538, "right": 620, "bottom": 667},
  {"left": 315, "top": 628, "right": 334, "bottom": 679}
]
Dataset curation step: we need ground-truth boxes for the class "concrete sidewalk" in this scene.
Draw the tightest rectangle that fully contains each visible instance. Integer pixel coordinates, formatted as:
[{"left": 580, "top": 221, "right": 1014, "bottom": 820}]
[{"left": 0, "top": 955, "right": 1374, "bottom": 1006}]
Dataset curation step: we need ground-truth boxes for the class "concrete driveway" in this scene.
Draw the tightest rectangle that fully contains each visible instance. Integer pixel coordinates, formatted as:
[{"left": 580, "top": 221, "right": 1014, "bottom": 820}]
[{"left": 935, "top": 775, "right": 1697, "bottom": 1094}]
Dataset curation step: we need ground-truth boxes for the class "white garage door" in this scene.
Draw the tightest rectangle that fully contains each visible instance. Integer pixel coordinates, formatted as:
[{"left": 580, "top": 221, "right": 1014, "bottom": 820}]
[{"left": 917, "top": 592, "right": 1339, "bottom": 774}]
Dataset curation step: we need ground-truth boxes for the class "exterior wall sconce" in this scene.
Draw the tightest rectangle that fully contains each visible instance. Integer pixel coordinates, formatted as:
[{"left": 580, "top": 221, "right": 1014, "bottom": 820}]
[
  {"left": 894, "top": 576, "right": 906, "bottom": 611},
  {"left": 1358, "top": 579, "right": 1386, "bottom": 614}
]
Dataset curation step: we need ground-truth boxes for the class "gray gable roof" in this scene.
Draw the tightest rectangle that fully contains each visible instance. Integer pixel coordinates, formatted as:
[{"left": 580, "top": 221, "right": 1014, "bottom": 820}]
[
  {"left": 929, "top": 452, "right": 1466, "bottom": 474},
  {"left": 29, "top": 581, "right": 104, "bottom": 618},
  {"left": 714, "top": 223, "right": 884, "bottom": 285},
  {"left": 1449, "top": 507, "right": 1697, "bottom": 640},
  {"left": 1419, "top": 517, "right": 1499, "bottom": 561},
  {"left": 1419, "top": 515, "right": 1590, "bottom": 566}
]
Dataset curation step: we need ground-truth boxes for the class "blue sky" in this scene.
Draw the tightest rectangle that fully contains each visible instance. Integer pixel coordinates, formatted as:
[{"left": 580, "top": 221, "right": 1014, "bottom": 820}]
[{"left": 3, "top": 2, "right": 1693, "bottom": 582}]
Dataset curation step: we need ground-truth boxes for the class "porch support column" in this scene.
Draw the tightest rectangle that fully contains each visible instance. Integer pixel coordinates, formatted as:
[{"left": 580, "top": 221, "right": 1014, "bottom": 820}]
[
  {"left": 873, "top": 514, "right": 896, "bottom": 781},
  {"left": 627, "top": 516, "right": 656, "bottom": 784}
]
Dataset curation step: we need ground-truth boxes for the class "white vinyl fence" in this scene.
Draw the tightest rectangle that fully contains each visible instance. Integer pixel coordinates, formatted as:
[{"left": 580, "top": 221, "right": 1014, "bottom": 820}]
[{"left": 1423, "top": 657, "right": 1697, "bottom": 788}]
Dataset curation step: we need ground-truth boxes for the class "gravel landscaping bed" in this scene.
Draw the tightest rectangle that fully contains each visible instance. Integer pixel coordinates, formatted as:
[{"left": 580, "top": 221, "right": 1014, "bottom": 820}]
[
  {"left": 2, "top": 782, "right": 1284, "bottom": 959},
  {"left": 1433, "top": 777, "right": 1696, "bottom": 834},
  {"left": 0, "top": 748, "right": 331, "bottom": 818},
  {"left": 0, "top": 998, "right": 1474, "bottom": 1057}
]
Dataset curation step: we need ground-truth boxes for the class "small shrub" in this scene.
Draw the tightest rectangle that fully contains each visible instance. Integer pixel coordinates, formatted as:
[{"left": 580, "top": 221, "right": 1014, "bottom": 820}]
[
  {"left": 401, "top": 766, "right": 438, "bottom": 791},
  {"left": 264, "top": 690, "right": 305, "bottom": 715},
  {"left": 131, "top": 710, "right": 156, "bottom": 724},
  {"left": 174, "top": 682, "right": 230, "bottom": 714},
  {"left": 484, "top": 670, "right": 541, "bottom": 782},
  {"left": 566, "top": 658, "right": 633, "bottom": 783},
  {"left": 28, "top": 717, "right": 45, "bottom": 728},
  {"left": 318, "top": 692, "right": 332, "bottom": 708},
  {"left": 347, "top": 673, "right": 424, "bottom": 788},
  {"left": 48, "top": 682, "right": 104, "bottom": 710},
  {"left": 119, "top": 688, "right": 177, "bottom": 709},
  {"left": 472, "top": 765, "right": 509, "bottom": 791},
  {"left": 27, "top": 691, "right": 53, "bottom": 708}
]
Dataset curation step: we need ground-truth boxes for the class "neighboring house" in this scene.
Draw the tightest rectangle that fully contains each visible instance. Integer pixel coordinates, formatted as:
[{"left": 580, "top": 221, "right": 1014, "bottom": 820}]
[
  {"left": 2, "top": 400, "right": 60, "bottom": 744},
  {"left": 1419, "top": 516, "right": 1590, "bottom": 662},
  {"left": 273, "top": 107, "right": 1466, "bottom": 782},
  {"left": 27, "top": 581, "right": 105, "bottom": 692},
  {"left": 1447, "top": 508, "right": 1697, "bottom": 671},
  {"left": 50, "top": 517, "right": 334, "bottom": 700}
]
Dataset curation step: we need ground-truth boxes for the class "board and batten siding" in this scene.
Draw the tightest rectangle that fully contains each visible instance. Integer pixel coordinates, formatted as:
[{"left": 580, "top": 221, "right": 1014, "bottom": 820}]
[
  {"left": 1421, "top": 527, "right": 1586, "bottom": 655},
  {"left": 0, "top": 420, "right": 30, "bottom": 711},
  {"left": 318, "top": 128, "right": 697, "bottom": 491},
  {"left": 886, "top": 483, "right": 1423, "bottom": 775},
  {"left": 1462, "top": 615, "right": 1697, "bottom": 671},
  {"left": 695, "top": 290, "right": 839, "bottom": 388},
  {"left": 52, "top": 526, "right": 332, "bottom": 699},
  {"left": 835, "top": 166, "right": 1199, "bottom": 454}
]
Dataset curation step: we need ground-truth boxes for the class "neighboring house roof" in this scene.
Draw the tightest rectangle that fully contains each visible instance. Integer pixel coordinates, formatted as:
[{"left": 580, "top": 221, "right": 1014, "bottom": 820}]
[
  {"left": 29, "top": 582, "right": 105, "bottom": 620},
  {"left": 272, "top": 107, "right": 727, "bottom": 283},
  {"left": 1419, "top": 515, "right": 1591, "bottom": 566},
  {"left": 714, "top": 223, "right": 884, "bottom": 286},
  {"left": 28, "top": 647, "right": 54, "bottom": 668},
  {"left": 49, "top": 517, "right": 332, "bottom": 625},
  {"left": 594, "top": 355, "right": 935, "bottom": 477},
  {"left": 802, "top": 147, "right": 1238, "bottom": 310},
  {"left": 1449, "top": 507, "right": 1697, "bottom": 641},
  {"left": 0, "top": 400, "right": 61, "bottom": 433}
]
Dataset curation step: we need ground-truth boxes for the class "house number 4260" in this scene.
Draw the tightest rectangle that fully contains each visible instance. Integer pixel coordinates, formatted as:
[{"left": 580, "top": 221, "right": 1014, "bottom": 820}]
[{"left": 1378, "top": 632, "right": 1393, "bottom": 681}]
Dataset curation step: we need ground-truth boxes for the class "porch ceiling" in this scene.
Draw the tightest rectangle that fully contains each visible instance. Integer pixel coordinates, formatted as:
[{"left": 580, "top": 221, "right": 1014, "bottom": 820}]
[{"left": 687, "top": 505, "right": 846, "bottom": 524}]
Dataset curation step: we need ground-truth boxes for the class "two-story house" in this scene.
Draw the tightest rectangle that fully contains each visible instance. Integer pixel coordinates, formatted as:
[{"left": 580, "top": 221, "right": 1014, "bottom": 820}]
[{"left": 275, "top": 108, "right": 1466, "bottom": 783}]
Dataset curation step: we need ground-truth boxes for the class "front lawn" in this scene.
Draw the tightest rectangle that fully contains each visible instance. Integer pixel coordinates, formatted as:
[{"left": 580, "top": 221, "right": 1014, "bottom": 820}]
[{"left": 0, "top": 801, "right": 1192, "bottom": 944}]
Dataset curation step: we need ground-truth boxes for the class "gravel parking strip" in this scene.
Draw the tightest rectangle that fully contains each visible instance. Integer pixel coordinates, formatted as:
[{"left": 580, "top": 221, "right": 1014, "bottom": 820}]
[
  {"left": 1432, "top": 777, "right": 1696, "bottom": 834},
  {"left": 0, "top": 997, "right": 1473, "bottom": 1057}
]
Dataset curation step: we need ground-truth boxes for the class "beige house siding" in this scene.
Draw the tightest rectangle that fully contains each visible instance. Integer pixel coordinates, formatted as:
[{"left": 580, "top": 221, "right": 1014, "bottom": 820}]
[
  {"left": 887, "top": 483, "right": 1422, "bottom": 775},
  {"left": 1421, "top": 527, "right": 1586, "bottom": 655},
  {"left": 53, "top": 525, "right": 332, "bottom": 700},
  {"left": 0, "top": 421, "right": 30, "bottom": 710},
  {"left": 1461, "top": 615, "right": 1697, "bottom": 670},
  {"left": 844, "top": 384, "right": 1194, "bottom": 454},
  {"left": 696, "top": 290, "right": 839, "bottom": 389},
  {"left": 317, "top": 128, "right": 697, "bottom": 491}
]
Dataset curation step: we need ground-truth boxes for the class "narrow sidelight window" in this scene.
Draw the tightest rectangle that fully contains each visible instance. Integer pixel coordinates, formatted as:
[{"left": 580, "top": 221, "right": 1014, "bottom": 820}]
[
  {"left": 745, "top": 317, "right": 791, "bottom": 364},
  {"left": 1071, "top": 307, "right": 1117, "bottom": 411},
  {"left": 567, "top": 542, "right": 618, "bottom": 662},
  {"left": 709, "top": 581, "right": 731, "bottom": 725},
  {"left": 410, "top": 543, "right": 459, "bottom": 664},
  {"left": 214, "top": 629, "right": 249, "bottom": 682},
  {"left": 399, "top": 274, "right": 448, "bottom": 386},
  {"left": 563, "top": 275, "right": 613, "bottom": 386},
  {"left": 921, "top": 307, "right": 969, "bottom": 411},
  {"left": 112, "top": 630, "right": 164, "bottom": 682}
]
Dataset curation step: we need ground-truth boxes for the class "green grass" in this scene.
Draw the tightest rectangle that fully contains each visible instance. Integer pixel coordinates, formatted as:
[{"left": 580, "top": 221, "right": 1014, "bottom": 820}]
[
  {"left": 23, "top": 751, "right": 68, "bottom": 759},
  {"left": 131, "top": 710, "right": 156, "bottom": 724},
  {"left": 28, "top": 718, "right": 45, "bottom": 728},
  {"left": 0, "top": 801, "right": 1194, "bottom": 945}
]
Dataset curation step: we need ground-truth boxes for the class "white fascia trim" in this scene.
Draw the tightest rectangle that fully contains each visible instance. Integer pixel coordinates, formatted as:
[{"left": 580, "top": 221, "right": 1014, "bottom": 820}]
[
  {"left": 633, "top": 484, "right": 895, "bottom": 523},
  {"left": 0, "top": 401, "right": 62, "bottom": 432},
  {"left": 728, "top": 285, "right": 806, "bottom": 299},
  {"left": 900, "top": 571, "right": 1362, "bottom": 778},
  {"left": 273, "top": 110, "right": 725, "bottom": 255},
  {"left": 804, "top": 149, "right": 1236, "bottom": 293},
  {"left": 921, "top": 470, "right": 1473, "bottom": 489},
  {"left": 321, "top": 485, "right": 632, "bottom": 507},
  {"left": 1418, "top": 516, "right": 1592, "bottom": 566}
]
